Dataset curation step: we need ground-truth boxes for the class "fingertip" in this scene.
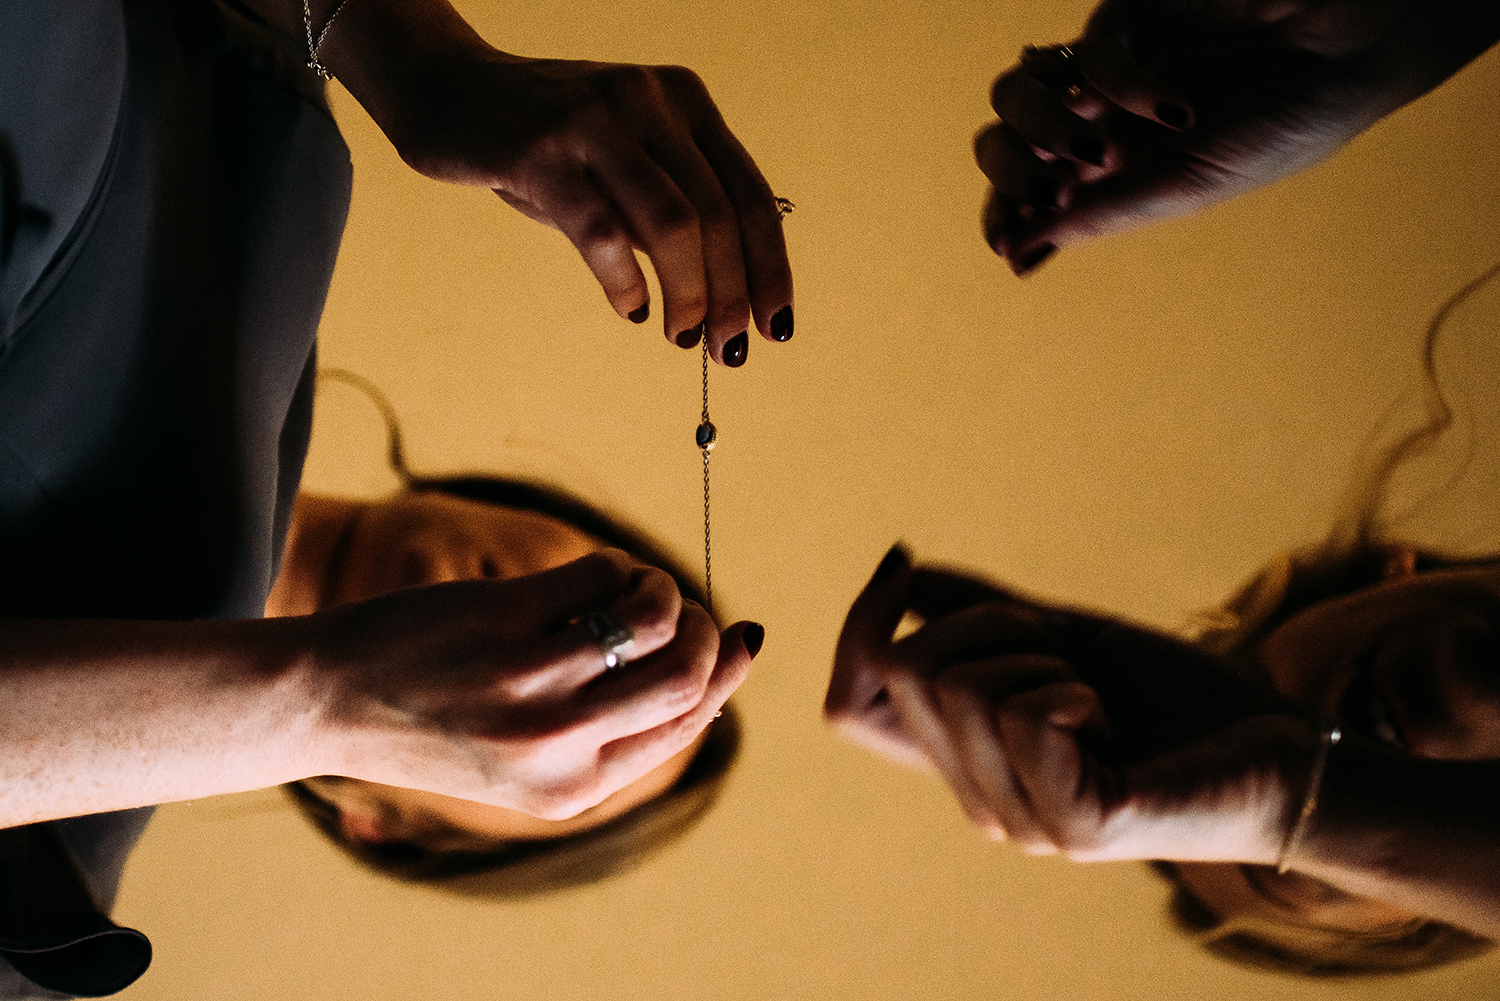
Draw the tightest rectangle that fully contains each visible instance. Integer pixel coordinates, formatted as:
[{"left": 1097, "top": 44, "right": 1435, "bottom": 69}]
[
  {"left": 871, "top": 543, "right": 912, "bottom": 588},
  {"left": 742, "top": 621, "right": 765, "bottom": 658},
  {"left": 769, "top": 304, "right": 793, "bottom": 342},
  {"left": 1010, "top": 243, "right": 1056, "bottom": 277},
  {"left": 674, "top": 322, "right": 704, "bottom": 349},
  {"left": 723, "top": 331, "right": 748, "bottom": 367},
  {"left": 628, "top": 301, "right": 650, "bottom": 324}
]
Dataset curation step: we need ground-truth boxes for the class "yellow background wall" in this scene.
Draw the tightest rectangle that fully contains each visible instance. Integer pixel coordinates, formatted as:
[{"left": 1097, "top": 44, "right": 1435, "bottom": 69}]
[{"left": 116, "top": 1, "right": 1500, "bottom": 998}]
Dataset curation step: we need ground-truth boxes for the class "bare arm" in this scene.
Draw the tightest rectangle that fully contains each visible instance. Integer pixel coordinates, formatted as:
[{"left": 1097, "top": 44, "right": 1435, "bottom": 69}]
[
  {"left": 1294, "top": 739, "right": 1500, "bottom": 936},
  {"left": 828, "top": 550, "right": 1500, "bottom": 937},
  {"left": 2, "top": 547, "right": 752, "bottom": 829},
  {"left": 0, "top": 615, "right": 320, "bottom": 827}
]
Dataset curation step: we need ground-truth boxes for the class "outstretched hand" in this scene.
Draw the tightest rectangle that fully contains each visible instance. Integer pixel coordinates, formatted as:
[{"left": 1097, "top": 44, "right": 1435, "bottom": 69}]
[
  {"left": 827, "top": 546, "right": 1315, "bottom": 863},
  {"left": 325, "top": 0, "right": 795, "bottom": 368},
  {"left": 309, "top": 548, "right": 756, "bottom": 820},
  {"left": 977, "top": 0, "right": 1500, "bottom": 275}
]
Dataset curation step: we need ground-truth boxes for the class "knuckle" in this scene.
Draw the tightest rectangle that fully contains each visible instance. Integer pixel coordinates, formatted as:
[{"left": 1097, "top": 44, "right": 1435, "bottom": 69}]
[
  {"left": 1051, "top": 825, "right": 1097, "bottom": 856},
  {"left": 696, "top": 195, "right": 740, "bottom": 239},
  {"left": 575, "top": 210, "right": 632, "bottom": 252},
  {"left": 642, "top": 202, "right": 701, "bottom": 245},
  {"left": 627, "top": 571, "right": 681, "bottom": 643},
  {"left": 657, "top": 64, "right": 705, "bottom": 92},
  {"left": 579, "top": 547, "right": 637, "bottom": 584},
  {"left": 658, "top": 661, "right": 712, "bottom": 713},
  {"left": 529, "top": 787, "right": 591, "bottom": 822},
  {"left": 708, "top": 297, "right": 752, "bottom": 331},
  {"left": 598, "top": 62, "right": 660, "bottom": 101}
]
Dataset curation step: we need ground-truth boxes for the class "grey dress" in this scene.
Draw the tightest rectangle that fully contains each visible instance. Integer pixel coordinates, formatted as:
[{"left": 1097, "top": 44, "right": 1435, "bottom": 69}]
[{"left": 0, "top": 0, "right": 352, "bottom": 993}]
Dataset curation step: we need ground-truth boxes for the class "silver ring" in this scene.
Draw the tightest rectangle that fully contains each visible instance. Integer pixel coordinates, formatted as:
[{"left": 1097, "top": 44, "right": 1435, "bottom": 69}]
[{"left": 585, "top": 611, "right": 633, "bottom": 670}]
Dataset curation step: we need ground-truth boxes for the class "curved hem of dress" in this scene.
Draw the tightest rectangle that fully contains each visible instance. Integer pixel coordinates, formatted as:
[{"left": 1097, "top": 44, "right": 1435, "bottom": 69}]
[{"left": 0, "top": 926, "right": 151, "bottom": 999}]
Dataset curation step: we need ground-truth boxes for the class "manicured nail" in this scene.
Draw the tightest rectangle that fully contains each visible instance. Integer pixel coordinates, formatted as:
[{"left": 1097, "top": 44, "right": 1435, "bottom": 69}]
[
  {"left": 724, "top": 331, "right": 748, "bottom": 367},
  {"left": 770, "top": 305, "right": 794, "bottom": 342},
  {"left": 1027, "top": 177, "right": 1058, "bottom": 210},
  {"left": 675, "top": 323, "right": 703, "bottom": 349},
  {"left": 1014, "top": 242, "right": 1056, "bottom": 276},
  {"left": 871, "top": 543, "right": 910, "bottom": 586},
  {"left": 1155, "top": 101, "right": 1191, "bottom": 130},
  {"left": 628, "top": 302, "right": 650, "bottom": 324},
  {"left": 1069, "top": 136, "right": 1105, "bottom": 166},
  {"left": 743, "top": 622, "right": 766, "bottom": 658}
]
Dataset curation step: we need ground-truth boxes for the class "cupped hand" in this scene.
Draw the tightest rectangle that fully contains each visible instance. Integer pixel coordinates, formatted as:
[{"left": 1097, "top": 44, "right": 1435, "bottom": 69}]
[
  {"left": 385, "top": 47, "right": 794, "bottom": 365},
  {"left": 307, "top": 548, "right": 756, "bottom": 819},
  {"left": 827, "top": 545, "right": 1314, "bottom": 862},
  {"left": 978, "top": 0, "right": 1500, "bottom": 275}
]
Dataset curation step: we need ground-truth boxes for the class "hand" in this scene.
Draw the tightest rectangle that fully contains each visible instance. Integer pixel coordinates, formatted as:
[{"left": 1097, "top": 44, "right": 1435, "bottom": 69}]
[
  {"left": 827, "top": 545, "right": 1312, "bottom": 862},
  {"left": 379, "top": 44, "right": 794, "bottom": 365},
  {"left": 977, "top": 0, "right": 1500, "bottom": 275},
  {"left": 306, "top": 548, "right": 756, "bottom": 819}
]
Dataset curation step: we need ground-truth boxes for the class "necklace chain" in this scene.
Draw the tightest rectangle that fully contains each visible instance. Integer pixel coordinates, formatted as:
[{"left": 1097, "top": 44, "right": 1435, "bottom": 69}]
[
  {"left": 701, "top": 336, "right": 713, "bottom": 614},
  {"left": 696, "top": 196, "right": 791, "bottom": 618}
]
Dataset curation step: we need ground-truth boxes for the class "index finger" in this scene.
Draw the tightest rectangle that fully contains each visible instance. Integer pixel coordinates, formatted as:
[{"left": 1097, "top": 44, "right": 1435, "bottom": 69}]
[
  {"left": 572, "top": 598, "right": 722, "bottom": 741},
  {"left": 499, "top": 547, "right": 649, "bottom": 632},
  {"left": 592, "top": 619, "right": 758, "bottom": 794},
  {"left": 692, "top": 108, "right": 794, "bottom": 345},
  {"left": 1076, "top": 10, "right": 1195, "bottom": 130},
  {"left": 906, "top": 566, "right": 1013, "bottom": 621},
  {"left": 826, "top": 544, "right": 913, "bottom": 723}
]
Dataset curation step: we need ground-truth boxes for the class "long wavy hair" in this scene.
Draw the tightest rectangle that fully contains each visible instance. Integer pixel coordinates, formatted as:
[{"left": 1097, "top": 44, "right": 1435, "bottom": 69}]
[
  {"left": 1157, "top": 264, "right": 1500, "bottom": 976},
  {"left": 284, "top": 370, "right": 740, "bottom": 897}
]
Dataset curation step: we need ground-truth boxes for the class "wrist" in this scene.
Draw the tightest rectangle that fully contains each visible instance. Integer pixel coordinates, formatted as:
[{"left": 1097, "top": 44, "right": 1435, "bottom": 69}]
[
  {"left": 313, "top": 0, "right": 494, "bottom": 145},
  {"left": 259, "top": 611, "right": 349, "bottom": 782},
  {"left": 1218, "top": 714, "right": 1322, "bottom": 866}
]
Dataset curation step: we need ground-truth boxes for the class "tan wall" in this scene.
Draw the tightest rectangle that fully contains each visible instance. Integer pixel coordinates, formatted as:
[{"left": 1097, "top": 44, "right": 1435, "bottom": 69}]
[{"left": 115, "top": 2, "right": 1500, "bottom": 998}]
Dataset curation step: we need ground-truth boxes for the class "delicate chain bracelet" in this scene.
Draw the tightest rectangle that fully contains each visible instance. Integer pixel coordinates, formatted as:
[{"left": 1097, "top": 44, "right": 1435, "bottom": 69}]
[
  {"left": 303, "top": 0, "right": 351, "bottom": 80},
  {"left": 1276, "top": 723, "right": 1341, "bottom": 874}
]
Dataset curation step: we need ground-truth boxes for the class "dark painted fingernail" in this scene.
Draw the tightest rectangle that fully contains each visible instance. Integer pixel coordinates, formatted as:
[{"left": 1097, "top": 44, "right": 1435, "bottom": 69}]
[
  {"left": 1155, "top": 101, "right": 1191, "bottom": 130},
  {"left": 1069, "top": 136, "right": 1105, "bottom": 166},
  {"left": 724, "top": 331, "right": 748, "bottom": 367},
  {"left": 770, "top": 305, "right": 794, "bottom": 342},
  {"left": 1027, "top": 177, "right": 1058, "bottom": 210},
  {"left": 675, "top": 323, "right": 704, "bottom": 349},
  {"left": 1013, "top": 242, "right": 1056, "bottom": 277},
  {"left": 628, "top": 302, "right": 650, "bottom": 324},
  {"left": 871, "top": 543, "right": 910, "bottom": 586},
  {"left": 743, "top": 622, "right": 765, "bottom": 658}
]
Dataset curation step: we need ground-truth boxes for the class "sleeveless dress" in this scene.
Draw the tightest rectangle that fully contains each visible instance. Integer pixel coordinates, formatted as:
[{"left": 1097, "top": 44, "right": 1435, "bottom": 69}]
[{"left": 0, "top": 0, "right": 352, "bottom": 994}]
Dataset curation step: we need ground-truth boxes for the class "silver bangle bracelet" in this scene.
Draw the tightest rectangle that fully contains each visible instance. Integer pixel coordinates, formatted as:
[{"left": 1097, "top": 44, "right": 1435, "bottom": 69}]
[{"left": 1276, "top": 723, "right": 1341, "bottom": 874}]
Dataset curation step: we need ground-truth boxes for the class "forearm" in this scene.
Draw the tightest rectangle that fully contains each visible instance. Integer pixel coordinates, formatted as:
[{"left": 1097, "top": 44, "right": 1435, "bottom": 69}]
[
  {"left": 1290, "top": 736, "right": 1500, "bottom": 937},
  {"left": 0, "top": 616, "right": 326, "bottom": 828}
]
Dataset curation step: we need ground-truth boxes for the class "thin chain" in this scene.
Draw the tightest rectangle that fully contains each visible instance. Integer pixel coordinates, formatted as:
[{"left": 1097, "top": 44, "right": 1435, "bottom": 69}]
[
  {"left": 701, "top": 335, "right": 713, "bottom": 615},
  {"left": 695, "top": 196, "right": 790, "bottom": 619},
  {"left": 303, "top": 0, "right": 351, "bottom": 80}
]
